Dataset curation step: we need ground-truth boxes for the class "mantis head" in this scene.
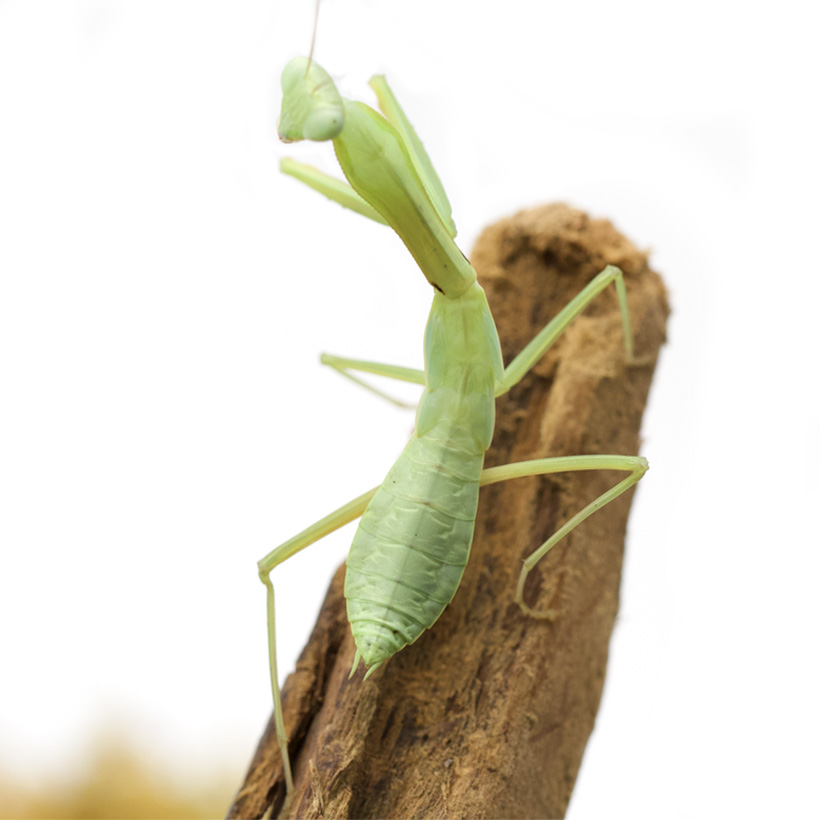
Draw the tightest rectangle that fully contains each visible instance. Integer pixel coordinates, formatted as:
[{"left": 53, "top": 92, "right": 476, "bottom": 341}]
[{"left": 278, "top": 57, "right": 345, "bottom": 144}]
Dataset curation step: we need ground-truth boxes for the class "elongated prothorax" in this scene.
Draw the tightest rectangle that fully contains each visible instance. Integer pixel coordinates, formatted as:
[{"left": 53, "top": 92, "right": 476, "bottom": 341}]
[
  {"left": 333, "top": 103, "right": 477, "bottom": 299},
  {"left": 277, "top": 57, "right": 476, "bottom": 299}
]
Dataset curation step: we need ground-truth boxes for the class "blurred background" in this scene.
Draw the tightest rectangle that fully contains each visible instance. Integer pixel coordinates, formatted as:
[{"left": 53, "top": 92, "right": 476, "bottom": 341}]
[{"left": 1, "top": 1, "right": 818, "bottom": 817}]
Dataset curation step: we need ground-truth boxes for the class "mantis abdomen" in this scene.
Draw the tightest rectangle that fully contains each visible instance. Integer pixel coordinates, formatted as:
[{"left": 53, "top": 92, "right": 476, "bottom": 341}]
[
  {"left": 344, "top": 286, "right": 502, "bottom": 672},
  {"left": 345, "top": 426, "right": 484, "bottom": 671}
]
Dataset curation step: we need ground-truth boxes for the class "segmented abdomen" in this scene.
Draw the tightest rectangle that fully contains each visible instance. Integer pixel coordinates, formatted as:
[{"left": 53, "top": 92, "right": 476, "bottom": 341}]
[{"left": 345, "top": 425, "right": 483, "bottom": 670}]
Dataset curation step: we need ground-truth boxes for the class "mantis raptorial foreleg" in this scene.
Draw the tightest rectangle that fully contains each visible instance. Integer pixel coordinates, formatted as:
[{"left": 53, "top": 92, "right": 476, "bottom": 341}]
[{"left": 280, "top": 158, "right": 388, "bottom": 225}]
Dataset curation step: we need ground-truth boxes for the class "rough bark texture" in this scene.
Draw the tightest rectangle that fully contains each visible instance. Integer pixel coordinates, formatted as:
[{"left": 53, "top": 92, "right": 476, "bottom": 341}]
[{"left": 229, "top": 203, "right": 669, "bottom": 820}]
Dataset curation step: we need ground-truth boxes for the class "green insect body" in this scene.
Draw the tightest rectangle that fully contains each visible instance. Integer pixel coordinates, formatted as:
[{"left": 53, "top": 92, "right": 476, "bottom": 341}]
[
  {"left": 281, "top": 60, "right": 505, "bottom": 673},
  {"left": 261, "top": 56, "right": 649, "bottom": 811},
  {"left": 347, "top": 285, "right": 502, "bottom": 672}
]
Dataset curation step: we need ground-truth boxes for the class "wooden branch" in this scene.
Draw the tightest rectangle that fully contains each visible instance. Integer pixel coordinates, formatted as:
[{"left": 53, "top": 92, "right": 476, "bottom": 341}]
[{"left": 229, "top": 203, "right": 669, "bottom": 820}]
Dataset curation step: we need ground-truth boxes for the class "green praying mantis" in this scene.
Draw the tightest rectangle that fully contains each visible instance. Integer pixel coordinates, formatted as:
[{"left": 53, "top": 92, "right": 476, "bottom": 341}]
[{"left": 259, "top": 56, "right": 648, "bottom": 809}]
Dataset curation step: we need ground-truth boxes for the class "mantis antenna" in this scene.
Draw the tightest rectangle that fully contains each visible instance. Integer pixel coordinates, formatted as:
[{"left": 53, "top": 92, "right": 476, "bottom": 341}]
[
  {"left": 280, "top": 0, "right": 345, "bottom": 142},
  {"left": 305, "top": 0, "right": 321, "bottom": 74}
]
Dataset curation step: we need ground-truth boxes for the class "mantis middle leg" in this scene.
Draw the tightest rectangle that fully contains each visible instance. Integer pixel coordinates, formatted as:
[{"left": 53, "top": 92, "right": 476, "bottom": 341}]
[
  {"left": 496, "top": 263, "right": 641, "bottom": 396},
  {"left": 321, "top": 264, "right": 646, "bottom": 407},
  {"left": 257, "top": 486, "right": 378, "bottom": 810},
  {"left": 319, "top": 353, "right": 424, "bottom": 408}
]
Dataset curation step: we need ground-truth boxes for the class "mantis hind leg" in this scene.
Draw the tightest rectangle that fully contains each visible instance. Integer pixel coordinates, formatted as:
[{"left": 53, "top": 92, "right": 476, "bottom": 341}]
[
  {"left": 257, "top": 486, "right": 377, "bottom": 813},
  {"left": 320, "top": 353, "right": 425, "bottom": 407},
  {"left": 479, "top": 454, "right": 648, "bottom": 618},
  {"left": 495, "top": 265, "right": 649, "bottom": 398}
]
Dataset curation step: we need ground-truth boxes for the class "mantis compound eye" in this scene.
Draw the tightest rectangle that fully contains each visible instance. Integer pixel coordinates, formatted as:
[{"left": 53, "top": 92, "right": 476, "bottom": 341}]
[
  {"left": 279, "top": 57, "right": 345, "bottom": 143},
  {"left": 303, "top": 106, "right": 344, "bottom": 141}
]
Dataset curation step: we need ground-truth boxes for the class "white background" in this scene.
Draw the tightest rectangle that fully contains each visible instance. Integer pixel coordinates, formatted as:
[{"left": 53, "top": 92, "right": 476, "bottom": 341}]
[{"left": 1, "top": 1, "right": 818, "bottom": 816}]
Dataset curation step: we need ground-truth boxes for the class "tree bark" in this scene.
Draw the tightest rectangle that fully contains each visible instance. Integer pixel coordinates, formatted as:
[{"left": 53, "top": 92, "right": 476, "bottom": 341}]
[{"left": 229, "top": 203, "right": 669, "bottom": 820}]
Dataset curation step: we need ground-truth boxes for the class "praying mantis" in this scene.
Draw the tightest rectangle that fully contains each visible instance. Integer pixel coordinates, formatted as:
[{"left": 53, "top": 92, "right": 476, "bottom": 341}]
[{"left": 260, "top": 56, "right": 649, "bottom": 811}]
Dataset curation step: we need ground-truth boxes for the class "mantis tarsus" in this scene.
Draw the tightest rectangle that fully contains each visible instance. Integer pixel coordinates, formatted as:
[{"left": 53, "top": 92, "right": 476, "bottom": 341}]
[{"left": 260, "top": 56, "right": 649, "bottom": 810}]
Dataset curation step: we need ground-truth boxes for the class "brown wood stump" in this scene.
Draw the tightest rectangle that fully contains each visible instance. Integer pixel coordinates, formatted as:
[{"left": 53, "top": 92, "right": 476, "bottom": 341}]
[{"left": 229, "top": 203, "right": 669, "bottom": 820}]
